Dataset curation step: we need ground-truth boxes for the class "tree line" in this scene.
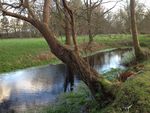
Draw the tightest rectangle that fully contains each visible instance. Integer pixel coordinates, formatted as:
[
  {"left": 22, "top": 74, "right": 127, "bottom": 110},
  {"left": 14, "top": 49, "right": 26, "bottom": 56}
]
[{"left": 0, "top": 0, "right": 150, "bottom": 39}]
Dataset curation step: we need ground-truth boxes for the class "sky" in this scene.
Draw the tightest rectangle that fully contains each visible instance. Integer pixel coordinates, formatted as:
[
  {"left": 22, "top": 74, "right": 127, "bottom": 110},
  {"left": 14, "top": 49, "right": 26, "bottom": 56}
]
[
  {"left": 0, "top": 0, "right": 150, "bottom": 20},
  {"left": 102, "top": 0, "right": 150, "bottom": 12}
]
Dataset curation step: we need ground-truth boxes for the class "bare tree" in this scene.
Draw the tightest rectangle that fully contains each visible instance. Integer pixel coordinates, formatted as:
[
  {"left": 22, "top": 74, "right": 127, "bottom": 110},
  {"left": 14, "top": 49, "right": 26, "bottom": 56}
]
[
  {"left": 140, "top": 11, "right": 150, "bottom": 34},
  {"left": 0, "top": 16, "right": 9, "bottom": 37},
  {"left": 54, "top": 0, "right": 72, "bottom": 45},
  {"left": 130, "top": 0, "right": 144, "bottom": 60},
  {"left": 83, "top": 0, "right": 119, "bottom": 43},
  {"left": 0, "top": 0, "right": 116, "bottom": 105}
]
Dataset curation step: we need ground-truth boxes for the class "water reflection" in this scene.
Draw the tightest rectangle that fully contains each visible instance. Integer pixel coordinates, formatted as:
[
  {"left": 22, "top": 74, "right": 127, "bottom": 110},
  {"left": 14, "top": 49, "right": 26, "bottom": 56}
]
[
  {"left": 0, "top": 64, "right": 68, "bottom": 112},
  {"left": 0, "top": 49, "right": 131, "bottom": 112},
  {"left": 86, "top": 49, "right": 128, "bottom": 73}
]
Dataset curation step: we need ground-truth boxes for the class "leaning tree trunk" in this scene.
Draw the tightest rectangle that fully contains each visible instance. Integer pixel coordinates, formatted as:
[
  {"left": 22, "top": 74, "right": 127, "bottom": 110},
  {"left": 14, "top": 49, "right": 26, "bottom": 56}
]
[
  {"left": 130, "top": 0, "right": 144, "bottom": 61},
  {"left": 32, "top": 21, "right": 115, "bottom": 106}
]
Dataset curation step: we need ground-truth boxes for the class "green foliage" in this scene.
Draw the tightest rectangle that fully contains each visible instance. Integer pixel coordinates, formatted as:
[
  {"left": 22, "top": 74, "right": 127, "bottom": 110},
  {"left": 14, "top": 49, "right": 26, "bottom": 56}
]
[
  {"left": 121, "top": 51, "right": 136, "bottom": 65},
  {"left": 103, "top": 68, "right": 124, "bottom": 81},
  {"left": 28, "top": 83, "right": 95, "bottom": 113},
  {"left": 101, "top": 60, "right": 150, "bottom": 113}
]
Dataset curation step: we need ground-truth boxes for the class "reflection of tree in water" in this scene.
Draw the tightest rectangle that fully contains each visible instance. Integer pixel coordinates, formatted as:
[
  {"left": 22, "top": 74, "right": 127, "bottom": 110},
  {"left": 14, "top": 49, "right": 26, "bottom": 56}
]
[
  {"left": 84, "top": 48, "right": 132, "bottom": 73},
  {"left": 30, "top": 64, "right": 67, "bottom": 93},
  {"left": 0, "top": 93, "right": 15, "bottom": 113},
  {"left": 64, "top": 65, "right": 74, "bottom": 92},
  {"left": 85, "top": 52, "right": 105, "bottom": 68}
]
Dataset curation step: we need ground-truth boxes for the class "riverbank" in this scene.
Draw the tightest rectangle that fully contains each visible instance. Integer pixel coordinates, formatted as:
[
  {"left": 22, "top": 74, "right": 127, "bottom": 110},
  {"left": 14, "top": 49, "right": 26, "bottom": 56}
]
[{"left": 27, "top": 59, "right": 150, "bottom": 113}]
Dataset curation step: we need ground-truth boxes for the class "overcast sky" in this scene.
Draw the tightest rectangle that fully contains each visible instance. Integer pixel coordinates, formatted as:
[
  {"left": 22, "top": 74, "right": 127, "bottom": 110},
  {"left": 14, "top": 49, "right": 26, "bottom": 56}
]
[{"left": 102, "top": 0, "right": 150, "bottom": 12}]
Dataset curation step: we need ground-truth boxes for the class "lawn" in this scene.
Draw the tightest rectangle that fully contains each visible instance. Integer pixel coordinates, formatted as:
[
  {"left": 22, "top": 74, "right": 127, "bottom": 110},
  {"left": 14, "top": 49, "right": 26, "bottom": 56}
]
[
  {"left": 0, "top": 34, "right": 150, "bottom": 73},
  {"left": 0, "top": 38, "right": 58, "bottom": 73}
]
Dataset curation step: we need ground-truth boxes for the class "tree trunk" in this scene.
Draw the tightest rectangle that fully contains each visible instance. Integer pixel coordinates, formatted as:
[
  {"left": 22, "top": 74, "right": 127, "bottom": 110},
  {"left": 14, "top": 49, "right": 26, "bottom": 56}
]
[
  {"left": 87, "top": 11, "right": 93, "bottom": 43},
  {"left": 130, "top": 0, "right": 144, "bottom": 61},
  {"left": 65, "top": 19, "right": 71, "bottom": 45},
  {"left": 32, "top": 21, "right": 115, "bottom": 105},
  {"left": 64, "top": 65, "right": 74, "bottom": 92},
  {"left": 62, "top": 0, "right": 78, "bottom": 52},
  {"left": 64, "top": 7, "right": 71, "bottom": 46},
  {"left": 88, "top": 25, "right": 93, "bottom": 43}
]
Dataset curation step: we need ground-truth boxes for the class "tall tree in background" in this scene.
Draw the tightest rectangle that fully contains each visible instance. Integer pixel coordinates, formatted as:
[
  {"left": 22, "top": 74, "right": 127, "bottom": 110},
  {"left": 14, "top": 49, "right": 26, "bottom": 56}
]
[
  {"left": 55, "top": 0, "right": 72, "bottom": 45},
  {"left": 0, "top": 16, "right": 9, "bottom": 37},
  {"left": 62, "top": 0, "right": 78, "bottom": 51},
  {"left": 140, "top": 11, "right": 150, "bottom": 34},
  {"left": 112, "top": 0, "right": 145, "bottom": 34},
  {"left": 83, "top": 0, "right": 118, "bottom": 43},
  {"left": 0, "top": 0, "right": 115, "bottom": 105},
  {"left": 130, "top": 0, "right": 144, "bottom": 60}
]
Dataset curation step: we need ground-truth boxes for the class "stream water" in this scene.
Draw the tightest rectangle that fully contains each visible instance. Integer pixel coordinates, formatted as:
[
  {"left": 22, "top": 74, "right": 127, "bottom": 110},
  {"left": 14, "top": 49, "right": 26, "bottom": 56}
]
[{"left": 0, "top": 48, "right": 131, "bottom": 113}]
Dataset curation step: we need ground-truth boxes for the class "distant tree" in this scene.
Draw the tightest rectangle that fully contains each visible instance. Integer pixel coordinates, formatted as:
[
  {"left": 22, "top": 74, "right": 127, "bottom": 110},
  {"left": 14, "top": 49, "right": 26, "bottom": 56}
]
[
  {"left": 9, "top": 19, "right": 18, "bottom": 36},
  {"left": 83, "top": 0, "right": 118, "bottom": 43},
  {"left": 22, "top": 21, "right": 40, "bottom": 37},
  {"left": 130, "top": 0, "right": 144, "bottom": 60},
  {"left": 53, "top": 0, "right": 72, "bottom": 46},
  {"left": 0, "top": 16, "right": 9, "bottom": 37},
  {"left": 139, "top": 11, "right": 150, "bottom": 34},
  {"left": 112, "top": 0, "right": 146, "bottom": 34}
]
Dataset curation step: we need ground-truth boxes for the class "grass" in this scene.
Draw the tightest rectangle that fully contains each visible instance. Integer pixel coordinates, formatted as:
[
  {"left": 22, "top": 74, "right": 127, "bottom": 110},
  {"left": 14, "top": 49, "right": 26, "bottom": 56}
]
[
  {"left": 0, "top": 38, "right": 59, "bottom": 73},
  {"left": 0, "top": 34, "right": 150, "bottom": 73},
  {"left": 102, "top": 60, "right": 150, "bottom": 113}
]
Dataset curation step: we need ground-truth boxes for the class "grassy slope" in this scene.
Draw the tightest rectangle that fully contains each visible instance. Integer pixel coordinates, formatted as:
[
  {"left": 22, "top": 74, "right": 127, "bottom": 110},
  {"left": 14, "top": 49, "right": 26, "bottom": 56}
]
[{"left": 101, "top": 60, "right": 150, "bottom": 113}]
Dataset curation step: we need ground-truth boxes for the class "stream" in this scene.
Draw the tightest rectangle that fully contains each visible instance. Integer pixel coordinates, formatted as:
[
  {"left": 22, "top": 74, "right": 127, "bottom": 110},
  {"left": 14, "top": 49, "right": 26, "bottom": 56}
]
[{"left": 0, "top": 48, "right": 132, "bottom": 113}]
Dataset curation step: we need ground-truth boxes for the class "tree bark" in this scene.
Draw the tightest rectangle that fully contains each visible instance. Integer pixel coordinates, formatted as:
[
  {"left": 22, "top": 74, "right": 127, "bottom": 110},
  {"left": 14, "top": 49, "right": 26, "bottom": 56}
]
[
  {"left": 87, "top": 0, "right": 93, "bottom": 43},
  {"left": 64, "top": 65, "right": 74, "bottom": 92},
  {"left": 88, "top": 19, "right": 93, "bottom": 43},
  {"left": 130, "top": 0, "right": 144, "bottom": 61},
  {"left": 65, "top": 16, "right": 71, "bottom": 45},
  {"left": 64, "top": 7, "right": 72, "bottom": 45}
]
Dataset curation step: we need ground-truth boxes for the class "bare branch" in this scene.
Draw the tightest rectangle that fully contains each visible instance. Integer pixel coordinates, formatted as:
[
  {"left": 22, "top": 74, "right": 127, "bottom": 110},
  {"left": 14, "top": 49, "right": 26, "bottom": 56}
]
[
  {"left": 1, "top": 9, "right": 32, "bottom": 23},
  {"left": 1, "top": 2, "right": 23, "bottom": 9},
  {"left": 102, "top": 1, "right": 119, "bottom": 16}
]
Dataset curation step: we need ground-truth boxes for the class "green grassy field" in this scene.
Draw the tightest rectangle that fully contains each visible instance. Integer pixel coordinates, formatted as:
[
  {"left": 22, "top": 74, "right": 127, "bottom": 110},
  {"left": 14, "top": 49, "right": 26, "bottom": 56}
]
[
  {"left": 0, "top": 38, "right": 58, "bottom": 73},
  {"left": 0, "top": 34, "right": 150, "bottom": 73}
]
